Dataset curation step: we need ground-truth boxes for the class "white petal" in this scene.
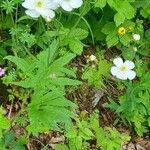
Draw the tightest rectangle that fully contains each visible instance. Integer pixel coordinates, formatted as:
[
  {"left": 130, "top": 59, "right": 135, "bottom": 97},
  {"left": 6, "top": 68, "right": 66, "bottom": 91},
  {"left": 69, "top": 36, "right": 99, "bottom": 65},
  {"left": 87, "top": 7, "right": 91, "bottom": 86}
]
[
  {"left": 116, "top": 71, "right": 128, "bottom": 80},
  {"left": 126, "top": 70, "right": 136, "bottom": 80},
  {"left": 70, "top": 0, "right": 83, "bottom": 8},
  {"left": 53, "top": 0, "right": 62, "bottom": 4},
  {"left": 25, "top": 10, "right": 40, "bottom": 18},
  {"left": 44, "top": 0, "right": 59, "bottom": 10},
  {"left": 61, "top": 2, "right": 72, "bottom": 11},
  {"left": 22, "top": 0, "right": 35, "bottom": 9},
  {"left": 40, "top": 9, "right": 55, "bottom": 19},
  {"left": 111, "top": 66, "right": 119, "bottom": 76},
  {"left": 124, "top": 60, "right": 135, "bottom": 69},
  {"left": 113, "top": 57, "right": 123, "bottom": 67}
]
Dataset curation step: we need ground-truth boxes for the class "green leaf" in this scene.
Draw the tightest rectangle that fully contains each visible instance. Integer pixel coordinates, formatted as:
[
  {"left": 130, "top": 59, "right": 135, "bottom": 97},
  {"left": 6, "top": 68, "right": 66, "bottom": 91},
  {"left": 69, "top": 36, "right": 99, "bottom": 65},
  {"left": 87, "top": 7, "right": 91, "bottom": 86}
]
[
  {"left": 98, "top": 59, "right": 110, "bottom": 76},
  {"left": 114, "top": 13, "right": 125, "bottom": 26},
  {"left": 106, "top": 34, "right": 119, "bottom": 48},
  {"left": 49, "top": 78, "right": 81, "bottom": 86},
  {"left": 80, "top": 128, "right": 93, "bottom": 140},
  {"left": 27, "top": 90, "right": 76, "bottom": 135},
  {"left": 69, "top": 28, "right": 88, "bottom": 40},
  {"left": 122, "top": 48, "right": 136, "bottom": 60},
  {"left": 69, "top": 40, "right": 84, "bottom": 55},
  {"left": 56, "top": 144, "right": 69, "bottom": 150},
  {"left": 48, "top": 53, "right": 75, "bottom": 72},
  {"left": 74, "top": 136, "right": 82, "bottom": 150},
  {"left": 66, "top": 128, "right": 77, "bottom": 138},
  {"left": 119, "top": 34, "right": 130, "bottom": 46},
  {"left": 4, "top": 56, "right": 31, "bottom": 73},
  {"left": 37, "top": 40, "right": 59, "bottom": 67},
  {"left": 102, "top": 22, "right": 116, "bottom": 35},
  {"left": 0, "top": 107, "right": 10, "bottom": 139},
  {"left": 94, "top": 0, "right": 107, "bottom": 8}
]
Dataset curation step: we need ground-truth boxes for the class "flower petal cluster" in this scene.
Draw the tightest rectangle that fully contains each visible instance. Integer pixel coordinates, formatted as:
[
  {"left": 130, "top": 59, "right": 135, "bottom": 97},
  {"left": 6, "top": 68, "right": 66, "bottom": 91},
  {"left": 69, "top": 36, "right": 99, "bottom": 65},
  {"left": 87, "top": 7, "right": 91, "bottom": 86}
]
[
  {"left": 111, "top": 57, "right": 136, "bottom": 80},
  {"left": 22, "top": 0, "right": 83, "bottom": 19},
  {"left": 22, "top": 0, "right": 58, "bottom": 19}
]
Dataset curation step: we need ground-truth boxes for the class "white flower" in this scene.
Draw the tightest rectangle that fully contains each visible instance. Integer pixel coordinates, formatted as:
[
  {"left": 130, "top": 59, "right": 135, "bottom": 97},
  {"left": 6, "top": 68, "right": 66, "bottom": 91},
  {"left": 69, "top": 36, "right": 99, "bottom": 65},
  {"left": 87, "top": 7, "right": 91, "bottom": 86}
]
[
  {"left": 111, "top": 57, "right": 136, "bottom": 80},
  {"left": 133, "top": 34, "right": 140, "bottom": 41},
  {"left": 89, "top": 55, "right": 96, "bottom": 61},
  {"left": 22, "top": 0, "right": 58, "bottom": 19},
  {"left": 55, "top": 0, "right": 83, "bottom": 11}
]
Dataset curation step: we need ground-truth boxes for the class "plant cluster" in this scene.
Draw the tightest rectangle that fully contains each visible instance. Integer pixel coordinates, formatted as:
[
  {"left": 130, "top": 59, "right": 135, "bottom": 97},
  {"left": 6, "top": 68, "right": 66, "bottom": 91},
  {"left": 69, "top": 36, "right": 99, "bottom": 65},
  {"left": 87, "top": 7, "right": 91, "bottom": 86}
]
[
  {"left": 56, "top": 112, "right": 130, "bottom": 150},
  {"left": 0, "top": 0, "right": 150, "bottom": 149}
]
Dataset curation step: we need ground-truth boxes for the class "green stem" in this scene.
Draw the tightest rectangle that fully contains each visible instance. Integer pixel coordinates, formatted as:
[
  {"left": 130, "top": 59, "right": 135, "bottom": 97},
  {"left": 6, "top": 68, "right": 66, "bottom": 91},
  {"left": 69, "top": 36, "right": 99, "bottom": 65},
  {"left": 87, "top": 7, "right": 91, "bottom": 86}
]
[
  {"left": 15, "top": 3, "right": 18, "bottom": 23},
  {"left": 71, "top": 0, "right": 88, "bottom": 30},
  {"left": 71, "top": 12, "right": 95, "bottom": 45},
  {"left": 10, "top": 13, "right": 15, "bottom": 26},
  {"left": 39, "top": 17, "right": 46, "bottom": 32},
  {"left": 23, "top": 46, "right": 36, "bottom": 60}
]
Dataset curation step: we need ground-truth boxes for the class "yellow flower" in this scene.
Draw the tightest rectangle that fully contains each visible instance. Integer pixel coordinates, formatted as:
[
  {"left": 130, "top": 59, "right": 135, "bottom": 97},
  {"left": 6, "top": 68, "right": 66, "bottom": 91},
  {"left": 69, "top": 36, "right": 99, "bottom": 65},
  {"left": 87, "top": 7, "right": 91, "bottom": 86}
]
[{"left": 118, "top": 27, "right": 126, "bottom": 35}]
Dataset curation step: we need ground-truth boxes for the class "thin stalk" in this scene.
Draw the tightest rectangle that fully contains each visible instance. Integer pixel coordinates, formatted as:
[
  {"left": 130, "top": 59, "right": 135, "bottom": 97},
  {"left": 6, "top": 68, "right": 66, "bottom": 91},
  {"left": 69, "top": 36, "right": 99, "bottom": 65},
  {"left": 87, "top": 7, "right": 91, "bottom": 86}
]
[
  {"left": 23, "top": 46, "right": 36, "bottom": 60},
  {"left": 71, "top": 0, "right": 88, "bottom": 30},
  {"left": 71, "top": 12, "right": 95, "bottom": 45},
  {"left": 39, "top": 17, "right": 46, "bottom": 32}
]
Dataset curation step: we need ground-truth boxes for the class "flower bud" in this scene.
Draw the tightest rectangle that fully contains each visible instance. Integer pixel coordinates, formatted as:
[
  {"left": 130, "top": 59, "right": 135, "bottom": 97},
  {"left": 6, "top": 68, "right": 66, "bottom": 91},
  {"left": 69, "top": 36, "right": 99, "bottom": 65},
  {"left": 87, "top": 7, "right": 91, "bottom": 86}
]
[
  {"left": 89, "top": 55, "right": 96, "bottom": 61},
  {"left": 133, "top": 34, "right": 140, "bottom": 41}
]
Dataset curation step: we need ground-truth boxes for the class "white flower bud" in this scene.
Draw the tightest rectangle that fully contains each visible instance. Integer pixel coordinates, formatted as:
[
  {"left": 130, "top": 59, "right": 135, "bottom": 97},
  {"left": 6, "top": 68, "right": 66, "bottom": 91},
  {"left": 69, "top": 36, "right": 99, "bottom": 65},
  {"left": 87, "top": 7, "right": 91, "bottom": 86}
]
[
  {"left": 89, "top": 55, "right": 96, "bottom": 61},
  {"left": 133, "top": 34, "right": 140, "bottom": 41}
]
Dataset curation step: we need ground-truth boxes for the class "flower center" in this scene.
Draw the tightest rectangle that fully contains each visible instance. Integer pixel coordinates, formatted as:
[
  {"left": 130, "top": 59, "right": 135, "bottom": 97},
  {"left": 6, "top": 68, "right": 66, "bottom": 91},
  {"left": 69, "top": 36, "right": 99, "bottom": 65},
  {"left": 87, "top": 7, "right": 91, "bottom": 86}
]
[
  {"left": 120, "top": 65, "right": 128, "bottom": 72},
  {"left": 118, "top": 27, "right": 126, "bottom": 35},
  {"left": 36, "top": 1, "right": 44, "bottom": 8}
]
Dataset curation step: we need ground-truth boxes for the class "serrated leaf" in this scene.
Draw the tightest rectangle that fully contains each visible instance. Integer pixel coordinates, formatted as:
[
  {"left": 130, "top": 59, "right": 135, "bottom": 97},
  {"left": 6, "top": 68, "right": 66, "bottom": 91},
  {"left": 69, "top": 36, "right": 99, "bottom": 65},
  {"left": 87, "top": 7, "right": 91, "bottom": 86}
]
[
  {"left": 4, "top": 56, "right": 31, "bottom": 73},
  {"left": 106, "top": 34, "right": 119, "bottom": 48},
  {"left": 0, "top": 107, "right": 10, "bottom": 138},
  {"left": 69, "top": 40, "right": 84, "bottom": 55},
  {"left": 56, "top": 144, "right": 69, "bottom": 150},
  {"left": 49, "top": 78, "right": 81, "bottom": 86},
  {"left": 119, "top": 34, "right": 130, "bottom": 46},
  {"left": 94, "top": 0, "right": 107, "bottom": 8},
  {"left": 80, "top": 128, "right": 93, "bottom": 140},
  {"left": 98, "top": 59, "right": 110, "bottom": 76},
  {"left": 48, "top": 53, "right": 75, "bottom": 72},
  {"left": 69, "top": 28, "right": 88, "bottom": 40},
  {"left": 66, "top": 128, "right": 77, "bottom": 138},
  {"left": 102, "top": 22, "right": 116, "bottom": 35},
  {"left": 114, "top": 13, "right": 125, "bottom": 26}
]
